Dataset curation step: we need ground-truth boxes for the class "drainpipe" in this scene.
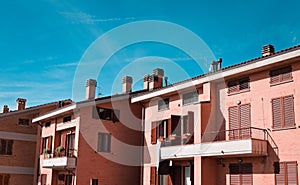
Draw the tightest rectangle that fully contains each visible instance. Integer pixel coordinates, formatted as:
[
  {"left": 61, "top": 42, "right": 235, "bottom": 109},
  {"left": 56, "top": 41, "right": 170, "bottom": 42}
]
[{"left": 139, "top": 103, "right": 145, "bottom": 185}]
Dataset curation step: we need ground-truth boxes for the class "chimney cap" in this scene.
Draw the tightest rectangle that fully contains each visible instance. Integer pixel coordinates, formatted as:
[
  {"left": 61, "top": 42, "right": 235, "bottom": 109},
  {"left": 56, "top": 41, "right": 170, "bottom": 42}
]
[
  {"left": 3, "top": 105, "right": 8, "bottom": 108},
  {"left": 262, "top": 44, "right": 275, "bottom": 56},
  {"left": 16, "top": 98, "right": 27, "bottom": 102},
  {"left": 86, "top": 79, "right": 97, "bottom": 87},
  {"left": 153, "top": 68, "right": 164, "bottom": 76}
]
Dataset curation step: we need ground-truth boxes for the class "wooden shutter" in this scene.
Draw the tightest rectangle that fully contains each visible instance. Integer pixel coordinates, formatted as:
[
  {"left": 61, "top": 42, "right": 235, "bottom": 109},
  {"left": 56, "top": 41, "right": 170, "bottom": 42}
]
[
  {"left": 40, "top": 138, "right": 44, "bottom": 154},
  {"left": 229, "top": 106, "right": 239, "bottom": 140},
  {"left": 287, "top": 162, "right": 298, "bottom": 185},
  {"left": 151, "top": 122, "right": 157, "bottom": 144},
  {"left": 241, "top": 163, "right": 253, "bottom": 185},
  {"left": 230, "top": 164, "right": 240, "bottom": 185},
  {"left": 61, "top": 133, "right": 67, "bottom": 148},
  {"left": 187, "top": 111, "right": 194, "bottom": 134},
  {"left": 281, "top": 67, "right": 292, "bottom": 81},
  {"left": 228, "top": 81, "right": 238, "bottom": 93},
  {"left": 283, "top": 96, "right": 294, "bottom": 127},
  {"left": 48, "top": 136, "right": 53, "bottom": 152},
  {"left": 270, "top": 71, "right": 281, "bottom": 84},
  {"left": 167, "top": 119, "right": 172, "bottom": 138},
  {"left": 150, "top": 167, "right": 157, "bottom": 185},
  {"left": 240, "top": 104, "right": 251, "bottom": 139},
  {"left": 272, "top": 98, "right": 282, "bottom": 129}
]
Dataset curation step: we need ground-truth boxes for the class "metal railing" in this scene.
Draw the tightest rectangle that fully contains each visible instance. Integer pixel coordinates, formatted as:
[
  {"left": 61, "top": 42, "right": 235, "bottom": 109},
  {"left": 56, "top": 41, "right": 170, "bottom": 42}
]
[
  {"left": 43, "top": 149, "right": 76, "bottom": 159},
  {"left": 201, "top": 127, "right": 279, "bottom": 155}
]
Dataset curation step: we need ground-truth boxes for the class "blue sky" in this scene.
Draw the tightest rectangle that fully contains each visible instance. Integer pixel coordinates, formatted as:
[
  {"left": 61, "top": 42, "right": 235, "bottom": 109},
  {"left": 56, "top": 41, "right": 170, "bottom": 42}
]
[{"left": 1, "top": 0, "right": 300, "bottom": 109}]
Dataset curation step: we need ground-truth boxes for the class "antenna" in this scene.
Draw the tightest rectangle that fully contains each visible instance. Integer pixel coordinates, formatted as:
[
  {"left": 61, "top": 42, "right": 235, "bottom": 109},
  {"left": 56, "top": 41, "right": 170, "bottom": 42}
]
[{"left": 97, "top": 86, "right": 103, "bottom": 97}]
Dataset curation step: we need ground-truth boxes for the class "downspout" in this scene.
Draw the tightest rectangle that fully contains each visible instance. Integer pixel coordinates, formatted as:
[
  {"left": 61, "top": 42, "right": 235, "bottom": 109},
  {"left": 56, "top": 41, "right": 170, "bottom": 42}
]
[{"left": 140, "top": 102, "right": 145, "bottom": 185}]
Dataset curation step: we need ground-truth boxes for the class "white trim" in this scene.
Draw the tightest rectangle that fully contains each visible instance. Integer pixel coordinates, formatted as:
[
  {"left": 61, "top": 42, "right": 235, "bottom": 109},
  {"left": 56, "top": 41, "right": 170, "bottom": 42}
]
[
  {"left": 56, "top": 118, "right": 79, "bottom": 131},
  {"left": 0, "top": 131, "right": 36, "bottom": 142},
  {"left": 32, "top": 104, "right": 76, "bottom": 122},
  {"left": 0, "top": 166, "right": 34, "bottom": 174},
  {"left": 132, "top": 49, "right": 300, "bottom": 103}
]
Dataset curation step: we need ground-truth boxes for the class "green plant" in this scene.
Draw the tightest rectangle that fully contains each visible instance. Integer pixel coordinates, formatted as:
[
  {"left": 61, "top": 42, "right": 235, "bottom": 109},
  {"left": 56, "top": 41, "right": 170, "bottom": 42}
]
[
  {"left": 55, "top": 146, "right": 65, "bottom": 157},
  {"left": 43, "top": 148, "right": 51, "bottom": 154}
]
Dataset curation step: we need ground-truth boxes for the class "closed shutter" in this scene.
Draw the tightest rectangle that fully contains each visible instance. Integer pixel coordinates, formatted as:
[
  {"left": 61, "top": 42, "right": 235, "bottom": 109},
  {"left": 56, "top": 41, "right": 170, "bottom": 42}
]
[
  {"left": 230, "top": 163, "right": 253, "bottom": 185},
  {"left": 61, "top": 133, "right": 67, "bottom": 149},
  {"left": 48, "top": 136, "right": 53, "bottom": 152},
  {"left": 150, "top": 167, "right": 157, "bottom": 185},
  {"left": 240, "top": 104, "right": 251, "bottom": 139},
  {"left": 230, "top": 164, "right": 240, "bottom": 185},
  {"left": 229, "top": 106, "right": 239, "bottom": 140},
  {"left": 287, "top": 162, "right": 298, "bottom": 185},
  {"left": 271, "top": 72, "right": 281, "bottom": 84},
  {"left": 40, "top": 138, "right": 44, "bottom": 154},
  {"left": 281, "top": 67, "right": 292, "bottom": 81},
  {"left": 187, "top": 111, "right": 194, "bottom": 134},
  {"left": 272, "top": 98, "right": 282, "bottom": 129},
  {"left": 228, "top": 81, "right": 238, "bottom": 93},
  {"left": 167, "top": 119, "right": 172, "bottom": 138},
  {"left": 151, "top": 122, "right": 157, "bottom": 144},
  {"left": 283, "top": 96, "right": 294, "bottom": 127}
]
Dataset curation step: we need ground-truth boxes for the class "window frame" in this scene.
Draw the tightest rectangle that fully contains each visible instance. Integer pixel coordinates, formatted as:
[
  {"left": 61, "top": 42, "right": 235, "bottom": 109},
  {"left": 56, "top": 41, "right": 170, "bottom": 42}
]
[
  {"left": 18, "top": 118, "right": 30, "bottom": 126},
  {"left": 63, "top": 116, "right": 72, "bottom": 123},
  {"left": 275, "top": 161, "right": 298, "bottom": 185},
  {"left": 93, "top": 107, "right": 120, "bottom": 122},
  {"left": 158, "top": 98, "right": 169, "bottom": 111},
  {"left": 0, "top": 174, "right": 10, "bottom": 185},
  {"left": 0, "top": 139, "right": 13, "bottom": 156},
  {"left": 227, "top": 77, "right": 250, "bottom": 94}
]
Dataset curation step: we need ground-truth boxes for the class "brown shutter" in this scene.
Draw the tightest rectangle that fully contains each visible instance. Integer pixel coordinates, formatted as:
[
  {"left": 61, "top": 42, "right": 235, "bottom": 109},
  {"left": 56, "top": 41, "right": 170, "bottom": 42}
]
[
  {"left": 287, "top": 161, "right": 298, "bottom": 185},
  {"left": 187, "top": 111, "right": 194, "bottom": 134},
  {"left": 40, "top": 138, "right": 44, "bottom": 154},
  {"left": 240, "top": 104, "right": 251, "bottom": 139},
  {"left": 167, "top": 118, "right": 172, "bottom": 138},
  {"left": 229, "top": 164, "right": 240, "bottom": 185},
  {"left": 61, "top": 133, "right": 67, "bottom": 148},
  {"left": 281, "top": 67, "right": 292, "bottom": 81},
  {"left": 150, "top": 167, "right": 157, "bottom": 185},
  {"left": 48, "top": 136, "right": 53, "bottom": 152},
  {"left": 151, "top": 122, "right": 157, "bottom": 144},
  {"left": 271, "top": 73, "right": 280, "bottom": 84},
  {"left": 228, "top": 81, "right": 238, "bottom": 93},
  {"left": 241, "top": 163, "right": 253, "bottom": 185},
  {"left": 272, "top": 98, "right": 282, "bottom": 129},
  {"left": 283, "top": 96, "right": 294, "bottom": 127},
  {"left": 229, "top": 106, "right": 239, "bottom": 140}
]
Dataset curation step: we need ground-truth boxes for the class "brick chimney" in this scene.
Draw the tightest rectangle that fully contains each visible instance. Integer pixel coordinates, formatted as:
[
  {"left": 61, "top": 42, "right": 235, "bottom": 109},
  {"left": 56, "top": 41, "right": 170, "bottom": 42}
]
[
  {"left": 149, "top": 68, "right": 164, "bottom": 90},
  {"left": 122, "top": 76, "right": 133, "bottom": 93},
  {"left": 16, "top": 98, "right": 27, "bottom": 110},
  {"left": 86, "top": 79, "right": 97, "bottom": 100},
  {"left": 2, "top": 105, "right": 9, "bottom": 113},
  {"left": 144, "top": 74, "right": 150, "bottom": 90},
  {"left": 262, "top": 44, "right": 275, "bottom": 56}
]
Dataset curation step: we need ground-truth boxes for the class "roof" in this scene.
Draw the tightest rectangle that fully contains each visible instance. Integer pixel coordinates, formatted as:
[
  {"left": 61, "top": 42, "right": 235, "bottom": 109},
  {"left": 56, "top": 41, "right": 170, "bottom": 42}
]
[
  {"left": 132, "top": 44, "right": 300, "bottom": 103},
  {"left": 0, "top": 99, "right": 73, "bottom": 117}
]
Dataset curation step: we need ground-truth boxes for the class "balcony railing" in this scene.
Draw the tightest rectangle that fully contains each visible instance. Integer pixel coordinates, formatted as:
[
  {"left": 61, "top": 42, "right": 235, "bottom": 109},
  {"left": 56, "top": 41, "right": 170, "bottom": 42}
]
[
  {"left": 201, "top": 127, "right": 279, "bottom": 155},
  {"left": 43, "top": 149, "right": 76, "bottom": 159}
]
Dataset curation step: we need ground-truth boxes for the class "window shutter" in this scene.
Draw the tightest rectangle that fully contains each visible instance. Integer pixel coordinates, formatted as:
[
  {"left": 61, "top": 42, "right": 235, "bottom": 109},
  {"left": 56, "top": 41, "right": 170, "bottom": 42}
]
[
  {"left": 275, "top": 162, "right": 285, "bottom": 185},
  {"left": 150, "top": 167, "right": 157, "bottom": 185},
  {"left": 229, "top": 106, "right": 239, "bottom": 140},
  {"left": 287, "top": 162, "right": 298, "bottom": 185},
  {"left": 7, "top": 140, "right": 13, "bottom": 155},
  {"left": 283, "top": 96, "right": 294, "bottom": 127},
  {"left": 228, "top": 81, "right": 238, "bottom": 93},
  {"left": 48, "top": 136, "right": 53, "bottom": 152},
  {"left": 187, "top": 111, "right": 194, "bottom": 134},
  {"left": 151, "top": 122, "right": 157, "bottom": 144},
  {"left": 40, "top": 138, "right": 44, "bottom": 154},
  {"left": 3, "top": 175, "right": 9, "bottom": 185},
  {"left": 240, "top": 104, "right": 251, "bottom": 139},
  {"left": 167, "top": 118, "right": 172, "bottom": 138},
  {"left": 272, "top": 98, "right": 282, "bottom": 129},
  {"left": 230, "top": 164, "right": 240, "bottom": 185},
  {"left": 61, "top": 133, "right": 67, "bottom": 149},
  {"left": 241, "top": 163, "right": 253, "bottom": 185},
  {"left": 271, "top": 73, "right": 281, "bottom": 84}
]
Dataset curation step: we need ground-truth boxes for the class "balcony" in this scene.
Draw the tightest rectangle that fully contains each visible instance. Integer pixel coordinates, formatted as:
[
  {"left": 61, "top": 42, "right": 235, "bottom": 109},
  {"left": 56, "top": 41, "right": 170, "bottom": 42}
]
[
  {"left": 160, "top": 127, "right": 278, "bottom": 160},
  {"left": 42, "top": 149, "right": 76, "bottom": 169}
]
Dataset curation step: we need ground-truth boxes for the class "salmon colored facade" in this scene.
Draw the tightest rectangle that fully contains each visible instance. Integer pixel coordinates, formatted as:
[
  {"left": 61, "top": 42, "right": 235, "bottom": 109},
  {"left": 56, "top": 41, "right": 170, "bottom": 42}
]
[
  {"left": 33, "top": 88, "right": 143, "bottom": 185},
  {"left": 0, "top": 99, "right": 71, "bottom": 185},
  {"left": 132, "top": 45, "right": 300, "bottom": 185}
]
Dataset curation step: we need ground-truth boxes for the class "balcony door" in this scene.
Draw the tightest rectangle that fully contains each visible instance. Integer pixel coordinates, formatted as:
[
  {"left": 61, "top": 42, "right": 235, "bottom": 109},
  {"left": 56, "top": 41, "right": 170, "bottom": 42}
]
[
  {"left": 229, "top": 104, "right": 251, "bottom": 140},
  {"left": 66, "top": 133, "right": 75, "bottom": 157}
]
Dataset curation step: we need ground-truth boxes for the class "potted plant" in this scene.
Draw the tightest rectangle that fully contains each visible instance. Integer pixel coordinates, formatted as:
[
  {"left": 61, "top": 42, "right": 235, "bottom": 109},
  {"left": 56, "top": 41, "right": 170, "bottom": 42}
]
[
  {"left": 55, "top": 146, "right": 65, "bottom": 157},
  {"left": 43, "top": 148, "right": 52, "bottom": 158}
]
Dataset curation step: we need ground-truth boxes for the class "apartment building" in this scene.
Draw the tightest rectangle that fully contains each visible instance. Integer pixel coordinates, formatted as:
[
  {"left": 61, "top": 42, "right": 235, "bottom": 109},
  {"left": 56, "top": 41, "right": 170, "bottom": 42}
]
[
  {"left": 0, "top": 98, "right": 71, "bottom": 185},
  {"left": 132, "top": 44, "right": 300, "bottom": 185},
  {"left": 33, "top": 78, "right": 143, "bottom": 185}
]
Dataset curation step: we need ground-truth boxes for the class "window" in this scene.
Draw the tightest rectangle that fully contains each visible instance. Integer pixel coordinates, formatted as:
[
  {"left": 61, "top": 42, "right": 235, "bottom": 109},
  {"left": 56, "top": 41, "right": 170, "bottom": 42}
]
[
  {"left": 272, "top": 95, "right": 295, "bottom": 129},
  {"left": 0, "top": 174, "right": 10, "bottom": 185},
  {"left": 183, "top": 111, "right": 194, "bottom": 135},
  {"left": 275, "top": 161, "right": 298, "bottom": 185},
  {"left": 93, "top": 107, "right": 120, "bottom": 122},
  {"left": 0, "top": 139, "right": 13, "bottom": 155},
  {"left": 229, "top": 104, "right": 251, "bottom": 140},
  {"left": 230, "top": 163, "right": 253, "bottom": 185},
  {"left": 158, "top": 98, "right": 169, "bottom": 110},
  {"left": 40, "top": 136, "right": 52, "bottom": 154},
  {"left": 45, "top": 121, "right": 51, "bottom": 127},
  {"left": 18, "top": 119, "right": 29, "bottom": 126},
  {"left": 91, "top": 179, "right": 98, "bottom": 185},
  {"left": 228, "top": 77, "right": 250, "bottom": 94},
  {"left": 97, "top": 133, "right": 111, "bottom": 153},
  {"left": 65, "top": 175, "right": 73, "bottom": 185},
  {"left": 270, "top": 66, "right": 292, "bottom": 84},
  {"left": 63, "top": 116, "right": 72, "bottom": 123},
  {"left": 157, "top": 120, "right": 168, "bottom": 138},
  {"left": 183, "top": 91, "right": 198, "bottom": 105},
  {"left": 66, "top": 134, "right": 75, "bottom": 157}
]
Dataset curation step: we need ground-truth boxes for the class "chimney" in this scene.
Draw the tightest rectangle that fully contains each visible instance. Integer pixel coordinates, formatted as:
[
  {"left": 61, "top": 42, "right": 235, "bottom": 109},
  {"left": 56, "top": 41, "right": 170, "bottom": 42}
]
[
  {"left": 210, "top": 58, "right": 222, "bottom": 72},
  {"left": 122, "top": 76, "right": 133, "bottom": 93},
  {"left": 149, "top": 68, "right": 164, "bottom": 90},
  {"left": 2, "top": 105, "right": 9, "bottom": 113},
  {"left": 262, "top": 44, "right": 275, "bottom": 56},
  {"left": 144, "top": 74, "right": 150, "bottom": 90},
  {"left": 86, "top": 79, "right": 97, "bottom": 100},
  {"left": 16, "top": 98, "right": 27, "bottom": 110}
]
